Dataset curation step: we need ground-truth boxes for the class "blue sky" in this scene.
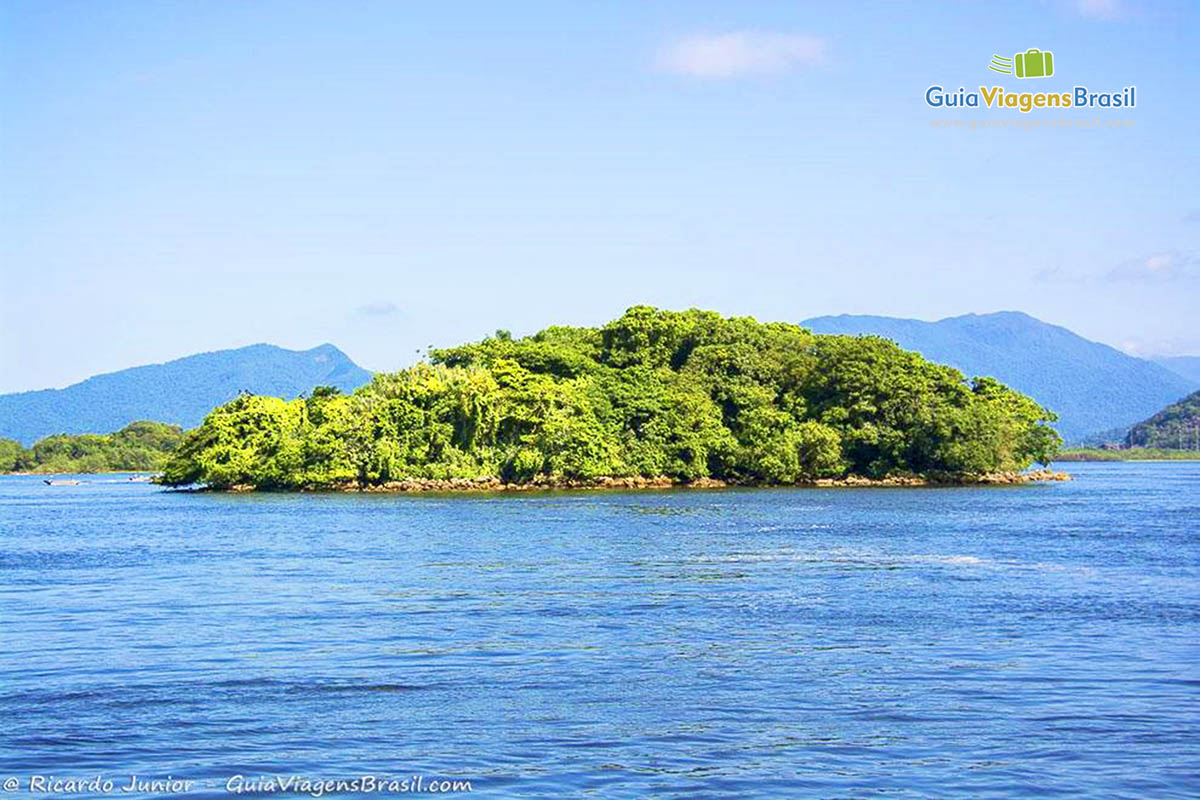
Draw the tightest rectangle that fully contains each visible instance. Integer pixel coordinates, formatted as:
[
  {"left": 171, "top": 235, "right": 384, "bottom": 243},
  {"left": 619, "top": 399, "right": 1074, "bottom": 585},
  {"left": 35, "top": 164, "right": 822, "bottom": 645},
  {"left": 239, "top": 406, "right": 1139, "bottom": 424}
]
[{"left": 2, "top": 0, "right": 1197, "bottom": 392}]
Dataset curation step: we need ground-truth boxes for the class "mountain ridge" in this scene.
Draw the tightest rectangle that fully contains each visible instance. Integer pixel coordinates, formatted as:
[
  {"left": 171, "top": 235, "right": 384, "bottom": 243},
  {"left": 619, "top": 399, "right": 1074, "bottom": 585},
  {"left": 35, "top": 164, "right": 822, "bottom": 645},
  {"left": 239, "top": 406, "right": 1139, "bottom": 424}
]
[
  {"left": 801, "top": 311, "right": 1197, "bottom": 443},
  {"left": 0, "top": 343, "right": 373, "bottom": 445},
  {"left": 1153, "top": 355, "right": 1200, "bottom": 385},
  {"left": 5, "top": 314, "right": 1192, "bottom": 447}
]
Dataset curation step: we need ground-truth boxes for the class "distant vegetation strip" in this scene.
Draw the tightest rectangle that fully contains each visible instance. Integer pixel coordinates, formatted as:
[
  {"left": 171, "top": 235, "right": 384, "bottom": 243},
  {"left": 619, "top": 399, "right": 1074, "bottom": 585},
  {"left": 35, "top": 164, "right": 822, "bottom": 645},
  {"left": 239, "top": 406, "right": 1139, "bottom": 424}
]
[
  {"left": 1123, "top": 389, "right": 1200, "bottom": 450},
  {"left": 1055, "top": 448, "right": 1200, "bottom": 462},
  {"left": 0, "top": 421, "right": 183, "bottom": 474},
  {"left": 159, "top": 307, "right": 1063, "bottom": 490}
]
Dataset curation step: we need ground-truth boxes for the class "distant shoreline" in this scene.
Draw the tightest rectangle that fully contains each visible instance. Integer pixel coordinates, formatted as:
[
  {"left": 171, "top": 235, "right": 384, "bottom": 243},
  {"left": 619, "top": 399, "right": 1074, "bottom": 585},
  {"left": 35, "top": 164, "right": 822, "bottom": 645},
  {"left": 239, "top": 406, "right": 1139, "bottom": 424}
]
[{"left": 1056, "top": 449, "right": 1200, "bottom": 462}]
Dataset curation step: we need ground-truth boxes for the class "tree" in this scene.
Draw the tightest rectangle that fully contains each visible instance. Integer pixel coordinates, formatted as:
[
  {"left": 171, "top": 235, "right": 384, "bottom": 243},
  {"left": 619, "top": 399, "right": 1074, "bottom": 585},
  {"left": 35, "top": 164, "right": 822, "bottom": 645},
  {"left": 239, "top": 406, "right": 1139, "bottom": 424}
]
[{"left": 159, "top": 307, "right": 1061, "bottom": 488}]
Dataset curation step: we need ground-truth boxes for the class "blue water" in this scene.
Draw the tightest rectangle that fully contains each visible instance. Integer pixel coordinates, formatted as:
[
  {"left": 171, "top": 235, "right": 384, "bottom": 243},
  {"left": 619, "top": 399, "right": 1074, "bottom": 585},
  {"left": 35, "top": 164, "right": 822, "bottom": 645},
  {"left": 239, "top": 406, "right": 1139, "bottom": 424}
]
[{"left": 1, "top": 463, "right": 1197, "bottom": 798}]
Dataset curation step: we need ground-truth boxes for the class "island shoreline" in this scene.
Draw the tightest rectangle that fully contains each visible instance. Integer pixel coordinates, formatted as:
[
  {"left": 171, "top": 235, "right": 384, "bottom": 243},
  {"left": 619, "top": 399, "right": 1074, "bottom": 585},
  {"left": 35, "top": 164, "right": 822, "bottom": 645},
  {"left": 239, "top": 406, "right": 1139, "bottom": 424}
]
[{"left": 166, "top": 469, "right": 1071, "bottom": 494}]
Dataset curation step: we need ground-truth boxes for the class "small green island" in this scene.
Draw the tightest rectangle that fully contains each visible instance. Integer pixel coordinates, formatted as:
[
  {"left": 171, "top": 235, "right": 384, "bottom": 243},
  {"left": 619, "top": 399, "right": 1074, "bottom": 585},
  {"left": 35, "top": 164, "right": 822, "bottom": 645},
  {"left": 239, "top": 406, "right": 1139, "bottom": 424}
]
[
  {"left": 1, "top": 421, "right": 183, "bottom": 474},
  {"left": 155, "top": 307, "right": 1064, "bottom": 491}
]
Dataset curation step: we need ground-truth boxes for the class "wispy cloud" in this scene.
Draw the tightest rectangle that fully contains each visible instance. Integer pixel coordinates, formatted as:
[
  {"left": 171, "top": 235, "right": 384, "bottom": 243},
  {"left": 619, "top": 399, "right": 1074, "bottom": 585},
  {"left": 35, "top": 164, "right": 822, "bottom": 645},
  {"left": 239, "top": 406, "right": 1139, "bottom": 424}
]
[
  {"left": 656, "top": 31, "right": 828, "bottom": 78},
  {"left": 1075, "top": 0, "right": 1127, "bottom": 20},
  {"left": 1119, "top": 335, "right": 1200, "bottom": 359},
  {"left": 356, "top": 301, "right": 399, "bottom": 317},
  {"left": 1183, "top": 210, "right": 1200, "bottom": 224},
  {"left": 1108, "top": 251, "right": 1198, "bottom": 282},
  {"left": 1034, "top": 251, "right": 1199, "bottom": 285}
]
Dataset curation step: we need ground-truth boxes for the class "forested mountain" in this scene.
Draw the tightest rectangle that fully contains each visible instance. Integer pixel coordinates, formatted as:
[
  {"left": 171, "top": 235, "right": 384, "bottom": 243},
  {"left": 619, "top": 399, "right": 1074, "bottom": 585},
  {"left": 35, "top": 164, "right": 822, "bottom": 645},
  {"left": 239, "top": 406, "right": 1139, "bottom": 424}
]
[
  {"left": 161, "top": 307, "right": 1060, "bottom": 489},
  {"left": 0, "top": 344, "right": 372, "bottom": 445},
  {"left": 802, "top": 312, "right": 1197, "bottom": 443},
  {"left": 1125, "top": 390, "right": 1200, "bottom": 450},
  {"left": 1154, "top": 356, "right": 1200, "bottom": 385}
]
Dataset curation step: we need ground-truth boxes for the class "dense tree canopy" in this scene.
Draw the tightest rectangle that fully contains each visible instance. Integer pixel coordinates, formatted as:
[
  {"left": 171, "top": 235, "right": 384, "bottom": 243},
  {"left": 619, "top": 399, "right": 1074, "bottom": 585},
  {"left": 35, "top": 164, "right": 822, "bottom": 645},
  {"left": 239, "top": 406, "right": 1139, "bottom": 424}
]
[
  {"left": 2, "top": 421, "right": 184, "bottom": 473},
  {"left": 160, "top": 307, "right": 1060, "bottom": 489},
  {"left": 1124, "top": 389, "right": 1200, "bottom": 450}
]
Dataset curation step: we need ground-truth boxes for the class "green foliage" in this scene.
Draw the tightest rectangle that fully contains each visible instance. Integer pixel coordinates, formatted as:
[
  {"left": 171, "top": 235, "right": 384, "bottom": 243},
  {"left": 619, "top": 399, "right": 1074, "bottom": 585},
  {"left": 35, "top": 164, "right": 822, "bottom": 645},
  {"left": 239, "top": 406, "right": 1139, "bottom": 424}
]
[
  {"left": 160, "top": 307, "right": 1062, "bottom": 488},
  {"left": 1124, "top": 389, "right": 1200, "bottom": 450},
  {"left": 0, "top": 438, "right": 26, "bottom": 471},
  {"left": 2, "top": 421, "right": 184, "bottom": 473},
  {"left": 1055, "top": 448, "right": 1200, "bottom": 462}
]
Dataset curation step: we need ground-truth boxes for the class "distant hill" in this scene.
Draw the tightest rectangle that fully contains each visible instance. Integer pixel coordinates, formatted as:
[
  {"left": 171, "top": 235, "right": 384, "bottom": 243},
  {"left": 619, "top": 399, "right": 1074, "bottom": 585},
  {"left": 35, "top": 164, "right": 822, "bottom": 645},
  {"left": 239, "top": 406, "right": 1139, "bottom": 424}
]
[
  {"left": 1153, "top": 356, "right": 1200, "bottom": 385},
  {"left": 802, "top": 312, "right": 1198, "bottom": 444},
  {"left": 0, "top": 344, "right": 372, "bottom": 445},
  {"left": 1125, "top": 389, "right": 1200, "bottom": 450},
  {"left": 1, "top": 420, "right": 185, "bottom": 473}
]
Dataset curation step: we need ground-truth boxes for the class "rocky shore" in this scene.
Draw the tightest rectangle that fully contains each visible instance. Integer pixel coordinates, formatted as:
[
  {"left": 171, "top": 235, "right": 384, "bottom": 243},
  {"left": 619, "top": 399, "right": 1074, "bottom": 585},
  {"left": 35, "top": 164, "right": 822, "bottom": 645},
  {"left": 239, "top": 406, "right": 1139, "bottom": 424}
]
[{"left": 213, "top": 469, "right": 1070, "bottom": 493}]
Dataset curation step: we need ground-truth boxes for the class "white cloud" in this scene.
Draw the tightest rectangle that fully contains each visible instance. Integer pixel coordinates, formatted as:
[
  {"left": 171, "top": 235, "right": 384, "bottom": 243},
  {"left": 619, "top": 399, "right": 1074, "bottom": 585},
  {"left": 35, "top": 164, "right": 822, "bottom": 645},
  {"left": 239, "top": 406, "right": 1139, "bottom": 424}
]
[
  {"left": 1119, "top": 336, "right": 1200, "bottom": 358},
  {"left": 657, "top": 31, "right": 828, "bottom": 78},
  {"left": 1075, "top": 0, "right": 1125, "bottom": 20},
  {"left": 1035, "top": 251, "right": 1199, "bottom": 285},
  {"left": 1108, "top": 251, "right": 1198, "bottom": 282}
]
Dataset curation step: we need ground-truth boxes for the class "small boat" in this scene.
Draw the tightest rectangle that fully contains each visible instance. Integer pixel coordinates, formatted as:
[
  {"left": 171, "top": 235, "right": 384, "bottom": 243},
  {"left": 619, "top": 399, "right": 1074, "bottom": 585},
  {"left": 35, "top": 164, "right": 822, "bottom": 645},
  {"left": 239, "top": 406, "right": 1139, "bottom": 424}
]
[{"left": 43, "top": 479, "right": 81, "bottom": 486}]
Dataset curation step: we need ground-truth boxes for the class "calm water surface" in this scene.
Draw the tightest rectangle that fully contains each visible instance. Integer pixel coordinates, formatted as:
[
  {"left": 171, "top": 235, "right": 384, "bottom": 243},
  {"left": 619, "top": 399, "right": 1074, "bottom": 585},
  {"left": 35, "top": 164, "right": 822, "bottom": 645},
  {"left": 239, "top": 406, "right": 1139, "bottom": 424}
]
[{"left": 1, "top": 463, "right": 1197, "bottom": 798}]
